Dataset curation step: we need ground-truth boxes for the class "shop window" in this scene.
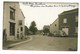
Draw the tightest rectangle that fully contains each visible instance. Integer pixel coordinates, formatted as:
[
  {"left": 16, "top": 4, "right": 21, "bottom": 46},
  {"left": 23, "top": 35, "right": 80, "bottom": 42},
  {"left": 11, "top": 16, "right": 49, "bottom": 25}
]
[{"left": 10, "top": 22, "right": 15, "bottom": 36}]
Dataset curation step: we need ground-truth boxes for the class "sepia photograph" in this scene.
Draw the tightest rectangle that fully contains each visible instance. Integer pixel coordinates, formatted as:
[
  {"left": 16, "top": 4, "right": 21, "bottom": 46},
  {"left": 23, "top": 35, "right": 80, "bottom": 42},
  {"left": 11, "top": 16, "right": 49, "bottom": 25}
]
[{"left": 3, "top": 1, "right": 78, "bottom": 51}]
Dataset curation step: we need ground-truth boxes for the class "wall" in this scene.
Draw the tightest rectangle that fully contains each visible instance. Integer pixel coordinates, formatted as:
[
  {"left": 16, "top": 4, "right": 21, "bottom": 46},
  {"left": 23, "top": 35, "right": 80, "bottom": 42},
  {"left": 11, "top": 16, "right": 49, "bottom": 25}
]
[
  {"left": 3, "top": 2, "right": 25, "bottom": 40},
  {"left": 59, "top": 8, "right": 78, "bottom": 36},
  {"left": 50, "top": 18, "right": 59, "bottom": 34}
]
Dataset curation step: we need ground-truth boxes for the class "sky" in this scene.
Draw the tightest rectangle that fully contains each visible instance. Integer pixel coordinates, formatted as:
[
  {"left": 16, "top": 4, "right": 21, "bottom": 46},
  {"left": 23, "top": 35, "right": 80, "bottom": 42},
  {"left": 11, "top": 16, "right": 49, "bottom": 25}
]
[{"left": 19, "top": 2, "right": 78, "bottom": 30}]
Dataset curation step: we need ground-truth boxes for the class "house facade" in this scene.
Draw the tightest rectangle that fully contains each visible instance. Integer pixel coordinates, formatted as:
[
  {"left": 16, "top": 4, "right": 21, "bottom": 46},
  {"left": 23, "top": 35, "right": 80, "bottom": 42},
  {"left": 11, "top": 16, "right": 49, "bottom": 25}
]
[
  {"left": 3, "top": 2, "right": 25, "bottom": 40},
  {"left": 50, "top": 18, "right": 59, "bottom": 34},
  {"left": 59, "top": 8, "right": 78, "bottom": 36}
]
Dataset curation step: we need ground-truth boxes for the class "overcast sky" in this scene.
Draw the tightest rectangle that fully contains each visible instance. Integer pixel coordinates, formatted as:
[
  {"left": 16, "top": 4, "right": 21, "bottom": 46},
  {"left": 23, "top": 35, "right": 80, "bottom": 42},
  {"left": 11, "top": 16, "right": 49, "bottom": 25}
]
[{"left": 19, "top": 2, "right": 78, "bottom": 30}]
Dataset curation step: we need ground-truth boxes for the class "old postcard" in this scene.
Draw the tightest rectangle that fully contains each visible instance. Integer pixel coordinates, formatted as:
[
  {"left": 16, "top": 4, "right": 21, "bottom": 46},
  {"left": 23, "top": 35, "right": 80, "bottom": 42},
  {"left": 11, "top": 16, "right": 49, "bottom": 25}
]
[{"left": 3, "top": 1, "right": 78, "bottom": 51}]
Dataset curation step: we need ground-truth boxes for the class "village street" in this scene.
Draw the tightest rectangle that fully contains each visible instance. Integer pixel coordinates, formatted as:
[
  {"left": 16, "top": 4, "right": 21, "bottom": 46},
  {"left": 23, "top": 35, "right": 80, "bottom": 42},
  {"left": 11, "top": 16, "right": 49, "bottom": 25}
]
[{"left": 8, "top": 35, "right": 77, "bottom": 51}]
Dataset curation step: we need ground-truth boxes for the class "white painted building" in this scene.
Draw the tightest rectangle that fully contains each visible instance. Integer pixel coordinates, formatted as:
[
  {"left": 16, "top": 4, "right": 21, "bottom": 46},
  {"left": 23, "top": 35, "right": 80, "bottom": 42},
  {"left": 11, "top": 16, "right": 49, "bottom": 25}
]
[
  {"left": 3, "top": 2, "right": 25, "bottom": 40},
  {"left": 50, "top": 18, "right": 59, "bottom": 34}
]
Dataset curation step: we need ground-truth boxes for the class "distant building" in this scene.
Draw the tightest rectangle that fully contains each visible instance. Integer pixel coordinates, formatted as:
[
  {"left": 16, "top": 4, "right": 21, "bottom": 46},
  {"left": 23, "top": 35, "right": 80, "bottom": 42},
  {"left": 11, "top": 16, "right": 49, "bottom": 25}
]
[
  {"left": 43, "top": 25, "right": 50, "bottom": 30},
  {"left": 3, "top": 2, "right": 25, "bottom": 40},
  {"left": 59, "top": 8, "right": 78, "bottom": 36},
  {"left": 50, "top": 18, "right": 59, "bottom": 34}
]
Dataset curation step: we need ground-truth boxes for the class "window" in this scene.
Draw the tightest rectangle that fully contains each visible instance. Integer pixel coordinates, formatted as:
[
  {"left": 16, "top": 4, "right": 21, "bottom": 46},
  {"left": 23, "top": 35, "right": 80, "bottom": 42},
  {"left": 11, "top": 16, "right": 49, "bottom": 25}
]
[
  {"left": 75, "top": 15, "right": 78, "bottom": 22},
  {"left": 10, "top": 22, "right": 15, "bottom": 36},
  {"left": 19, "top": 20, "right": 22, "bottom": 25},
  {"left": 55, "top": 24, "right": 56, "bottom": 26},
  {"left": 10, "top": 7, "right": 15, "bottom": 20},
  {"left": 21, "top": 27, "right": 23, "bottom": 31},
  {"left": 17, "top": 29, "right": 19, "bottom": 33},
  {"left": 63, "top": 18, "right": 67, "bottom": 23}
]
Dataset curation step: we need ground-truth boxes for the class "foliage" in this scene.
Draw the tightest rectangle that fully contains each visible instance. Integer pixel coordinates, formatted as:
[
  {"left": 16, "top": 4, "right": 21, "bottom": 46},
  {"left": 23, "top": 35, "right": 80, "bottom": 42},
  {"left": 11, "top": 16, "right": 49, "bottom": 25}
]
[
  {"left": 43, "top": 28, "right": 49, "bottom": 33},
  {"left": 25, "top": 26, "right": 29, "bottom": 35},
  {"left": 29, "top": 21, "right": 38, "bottom": 35}
]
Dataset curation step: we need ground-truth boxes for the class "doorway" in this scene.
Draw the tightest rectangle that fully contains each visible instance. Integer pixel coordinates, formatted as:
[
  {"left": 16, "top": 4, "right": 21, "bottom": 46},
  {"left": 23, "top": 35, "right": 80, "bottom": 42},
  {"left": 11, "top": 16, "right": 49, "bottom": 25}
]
[{"left": 62, "top": 28, "right": 69, "bottom": 35}]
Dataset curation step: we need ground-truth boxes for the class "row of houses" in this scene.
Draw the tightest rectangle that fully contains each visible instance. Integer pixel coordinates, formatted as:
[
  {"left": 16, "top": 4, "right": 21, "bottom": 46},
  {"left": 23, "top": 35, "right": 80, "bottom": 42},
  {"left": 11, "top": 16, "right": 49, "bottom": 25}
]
[
  {"left": 3, "top": 2, "right": 25, "bottom": 41},
  {"left": 50, "top": 8, "right": 78, "bottom": 36}
]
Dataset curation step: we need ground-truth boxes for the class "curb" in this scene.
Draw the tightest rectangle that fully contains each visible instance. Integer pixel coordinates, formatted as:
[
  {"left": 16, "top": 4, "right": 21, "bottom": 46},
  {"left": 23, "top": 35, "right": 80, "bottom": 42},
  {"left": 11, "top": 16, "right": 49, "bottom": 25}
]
[{"left": 7, "top": 36, "right": 32, "bottom": 49}]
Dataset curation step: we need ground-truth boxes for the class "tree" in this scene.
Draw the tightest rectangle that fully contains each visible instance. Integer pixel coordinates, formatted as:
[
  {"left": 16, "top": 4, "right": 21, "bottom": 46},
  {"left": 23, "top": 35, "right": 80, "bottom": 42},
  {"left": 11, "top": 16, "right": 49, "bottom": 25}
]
[
  {"left": 43, "top": 28, "right": 49, "bottom": 35},
  {"left": 25, "top": 26, "right": 29, "bottom": 35},
  {"left": 31, "top": 21, "right": 36, "bottom": 27},
  {"left": 43, "top": 28, "right": 49, "bottom": 33},
  {"left": 29, "top": 21, "right": 38, "bottom": 35}
]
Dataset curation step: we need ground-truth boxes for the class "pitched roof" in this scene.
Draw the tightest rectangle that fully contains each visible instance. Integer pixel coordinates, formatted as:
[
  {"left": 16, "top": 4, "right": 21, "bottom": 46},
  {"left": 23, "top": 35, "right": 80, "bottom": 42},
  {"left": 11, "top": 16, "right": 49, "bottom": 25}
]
[{"left": 59, "top": 8, "right": 78, "bottom": 15}]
